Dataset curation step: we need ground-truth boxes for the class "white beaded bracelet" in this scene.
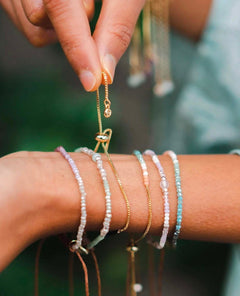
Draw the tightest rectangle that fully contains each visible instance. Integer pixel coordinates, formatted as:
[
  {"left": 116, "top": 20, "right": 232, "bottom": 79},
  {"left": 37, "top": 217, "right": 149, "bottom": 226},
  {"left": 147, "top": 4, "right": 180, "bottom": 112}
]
[
  {"left": 144, "top": 149, "right": 170, "bottom": 249},
  {"left": 75, "top": 147, "right": 112, "bottom": 249},
  {"left": 55, "top": 146, "right": 88, "bottom": 253}
]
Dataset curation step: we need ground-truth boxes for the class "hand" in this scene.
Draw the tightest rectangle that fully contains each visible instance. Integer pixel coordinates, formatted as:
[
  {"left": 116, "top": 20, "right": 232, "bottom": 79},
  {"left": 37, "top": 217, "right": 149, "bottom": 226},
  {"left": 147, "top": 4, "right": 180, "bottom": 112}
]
[{"left": 1, "top": 0, "right": 146, "bottom": 91}]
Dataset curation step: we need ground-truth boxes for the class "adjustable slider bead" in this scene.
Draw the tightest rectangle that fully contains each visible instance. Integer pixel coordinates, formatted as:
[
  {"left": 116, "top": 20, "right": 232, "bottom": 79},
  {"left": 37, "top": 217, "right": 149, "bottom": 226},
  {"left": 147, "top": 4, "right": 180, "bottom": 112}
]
[{"left": 95, "top": 133, "right": 109, "bottom": 143}]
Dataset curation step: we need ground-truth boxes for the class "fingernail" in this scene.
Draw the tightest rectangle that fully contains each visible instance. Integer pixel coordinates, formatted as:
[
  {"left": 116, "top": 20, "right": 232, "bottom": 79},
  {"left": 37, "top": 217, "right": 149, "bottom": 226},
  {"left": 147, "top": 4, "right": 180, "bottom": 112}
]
[
  {"left": 102, "top": 54, "right": 116, "bottom": 84},
  {"left": 79, "top": 70, "right": 96, "bottom": 91}
]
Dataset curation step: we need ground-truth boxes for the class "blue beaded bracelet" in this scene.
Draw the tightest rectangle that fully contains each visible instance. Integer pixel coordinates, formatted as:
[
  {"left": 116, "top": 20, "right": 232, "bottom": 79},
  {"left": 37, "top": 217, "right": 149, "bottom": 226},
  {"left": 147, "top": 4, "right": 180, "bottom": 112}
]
[{"left": 164, "top": 150, "right": 183, "bottom": 247}]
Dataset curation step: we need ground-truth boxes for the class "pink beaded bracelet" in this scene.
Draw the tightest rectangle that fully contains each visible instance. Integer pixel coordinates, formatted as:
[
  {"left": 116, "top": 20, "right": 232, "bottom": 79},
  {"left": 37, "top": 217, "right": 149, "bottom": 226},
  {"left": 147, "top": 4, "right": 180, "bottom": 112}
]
[
  {"left": 55, "top": 146, "right": 88, "bottom": 253},
  {"left": 144, "top": 149, "right": 170, "bottom": 249}
]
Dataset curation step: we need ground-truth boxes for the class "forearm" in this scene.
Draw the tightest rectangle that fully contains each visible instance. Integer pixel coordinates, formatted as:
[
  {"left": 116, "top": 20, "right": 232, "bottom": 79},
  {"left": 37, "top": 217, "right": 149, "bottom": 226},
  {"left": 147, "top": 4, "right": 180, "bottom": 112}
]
[
  {"left": 1, "top": 152, "right": 240, "bottom": 271},
  {"left": 169, "top": 0, "right": 213, "bottom": 40}
]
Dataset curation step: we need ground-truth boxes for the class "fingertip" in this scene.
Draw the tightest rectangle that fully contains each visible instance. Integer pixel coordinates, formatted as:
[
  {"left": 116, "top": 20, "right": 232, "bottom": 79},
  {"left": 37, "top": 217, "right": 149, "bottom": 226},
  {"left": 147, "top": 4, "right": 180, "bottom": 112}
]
[
  {"left": 102, "top": 54, "right": 116, "bottom": 84},
  {"left": 79, "top": 70, "right": 96, "bottom": 92},
  {"left": 21, "top": 0, "right": 52, "bottom": 28},
  {"left": 79, "top": 70, "right": 102, "bottom": 92}
]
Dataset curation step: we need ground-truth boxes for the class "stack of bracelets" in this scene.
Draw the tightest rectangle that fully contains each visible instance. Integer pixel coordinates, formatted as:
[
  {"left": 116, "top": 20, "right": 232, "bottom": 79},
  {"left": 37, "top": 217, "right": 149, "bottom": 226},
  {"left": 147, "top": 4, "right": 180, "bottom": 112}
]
[
  {"left": 50, "top": 72, "right": 185, "bottom": 295},
  {"left": 55, "top": 145, "right": 184, "bottom": 295}
]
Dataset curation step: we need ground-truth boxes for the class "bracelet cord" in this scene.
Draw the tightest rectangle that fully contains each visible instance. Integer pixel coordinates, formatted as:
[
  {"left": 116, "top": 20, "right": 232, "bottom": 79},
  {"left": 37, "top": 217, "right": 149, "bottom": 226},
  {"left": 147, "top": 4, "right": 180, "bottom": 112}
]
[{"left": 34, "top": 236, "right": 98, "bottom": 296}]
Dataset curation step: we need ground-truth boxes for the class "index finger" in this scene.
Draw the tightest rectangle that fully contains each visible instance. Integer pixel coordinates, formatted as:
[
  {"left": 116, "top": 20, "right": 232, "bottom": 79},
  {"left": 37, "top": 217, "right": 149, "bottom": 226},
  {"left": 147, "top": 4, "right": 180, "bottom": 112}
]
[
  {"left": 43, "top": 0, "right": 102, "bottom": 91},
  {"left": 93, "top": 0, "right": 145, "bottom": 83}
]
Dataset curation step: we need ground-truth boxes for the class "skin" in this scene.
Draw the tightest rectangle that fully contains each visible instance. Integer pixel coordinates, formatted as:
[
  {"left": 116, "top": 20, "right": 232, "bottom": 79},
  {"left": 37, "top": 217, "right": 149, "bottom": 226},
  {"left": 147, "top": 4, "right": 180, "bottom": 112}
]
[
  {"left": 0, "top": 0, "right": 212, "bottom": 90},
  {"left": 170, "top": 0, "right": 213, "bottom": 40},
  {"left": 1, "top": 151, "right": 240, "bottom": 271}
]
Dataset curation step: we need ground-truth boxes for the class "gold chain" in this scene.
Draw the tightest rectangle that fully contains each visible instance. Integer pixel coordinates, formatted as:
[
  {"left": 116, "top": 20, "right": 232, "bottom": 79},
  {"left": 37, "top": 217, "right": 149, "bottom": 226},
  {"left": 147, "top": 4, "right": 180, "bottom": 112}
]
[
  {"left": 94, "top": 74, "right": 131, "bottom": 233},
  {"left": 102, "top": 72, "right": 112, "bottom": 118},
  {"left": 135, "top": 186, "right": 152, "bottom": 244}
]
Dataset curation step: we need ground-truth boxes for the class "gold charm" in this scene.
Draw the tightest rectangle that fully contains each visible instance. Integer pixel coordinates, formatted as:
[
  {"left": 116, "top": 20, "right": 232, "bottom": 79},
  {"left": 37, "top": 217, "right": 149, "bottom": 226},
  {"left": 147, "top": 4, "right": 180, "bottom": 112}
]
[{"left": 104, "top": 106, "right": 112, "bottom": 118}]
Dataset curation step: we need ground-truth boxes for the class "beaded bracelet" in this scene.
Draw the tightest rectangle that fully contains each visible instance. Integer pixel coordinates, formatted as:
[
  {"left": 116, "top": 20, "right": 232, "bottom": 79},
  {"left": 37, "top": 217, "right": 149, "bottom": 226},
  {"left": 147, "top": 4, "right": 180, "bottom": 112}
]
[
  {"left": 76, "top": 147, "right": 112, "bottom": 249},
  {"left": 164, "top": 150, "right": 183, "bottom": 247},
  {"left": 144, "top": 149, "right": 170, "bottom": 249},
  {"left": 133, "top": 150, "right": 152, "bottom": 242},
  {"left": 55, "top": 146, "right": 88, "bottom": 253}
]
